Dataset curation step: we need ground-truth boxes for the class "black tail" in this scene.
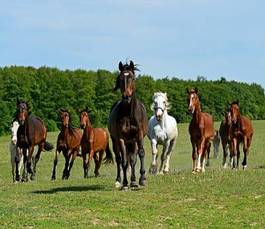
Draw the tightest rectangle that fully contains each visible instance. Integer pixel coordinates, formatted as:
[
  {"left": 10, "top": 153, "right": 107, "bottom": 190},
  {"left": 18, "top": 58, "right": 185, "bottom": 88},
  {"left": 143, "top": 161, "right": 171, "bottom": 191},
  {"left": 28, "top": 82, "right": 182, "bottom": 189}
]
[
  {"left": 44, "top": 141, "right": 54, "bottom": 151},
  {"left": 103, "top": 143, "right": 113, "bottom": 164}
]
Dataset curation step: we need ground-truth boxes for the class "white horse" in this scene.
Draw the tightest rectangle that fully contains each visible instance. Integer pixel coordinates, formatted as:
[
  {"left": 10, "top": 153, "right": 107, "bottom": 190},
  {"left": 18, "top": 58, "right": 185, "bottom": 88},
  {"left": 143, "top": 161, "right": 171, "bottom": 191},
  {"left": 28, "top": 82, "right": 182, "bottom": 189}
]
[
  {"left": 10, "top": 120, "right": 23, "bottom": 182},
  {"left": 148, "top": 92, "right": 178, "bottom": 174}
]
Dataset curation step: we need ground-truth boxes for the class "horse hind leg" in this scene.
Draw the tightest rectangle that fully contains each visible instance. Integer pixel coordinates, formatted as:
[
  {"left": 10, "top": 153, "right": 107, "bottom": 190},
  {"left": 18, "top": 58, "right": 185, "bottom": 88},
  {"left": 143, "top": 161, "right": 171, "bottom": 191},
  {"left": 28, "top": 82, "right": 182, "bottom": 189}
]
[
  {"left": 242, "top": 136, "right": 252, "bottom": 169},
  {"left": 130, "top": 143, "right": 138, "bottom": 188},
  {"left": 112, "top": 138, "right": 122, "bottom": 188},
  {"left": 205, "top": 141, "right": 211, "bottom": 167},
  {"left": 163, "top": 139, "right": 176, "bottom": 174},
  {"left": 31, "top": 144, "right": 43, "bottom": 180},
  {"left": 51, "top": 149, "right": 59, "bottom": 180},
  {"left": 138, "top": 139, "right": 146, "bottom": 186},
  {"left": 94, "top": 151, "right": 103, "bottom": 177}
]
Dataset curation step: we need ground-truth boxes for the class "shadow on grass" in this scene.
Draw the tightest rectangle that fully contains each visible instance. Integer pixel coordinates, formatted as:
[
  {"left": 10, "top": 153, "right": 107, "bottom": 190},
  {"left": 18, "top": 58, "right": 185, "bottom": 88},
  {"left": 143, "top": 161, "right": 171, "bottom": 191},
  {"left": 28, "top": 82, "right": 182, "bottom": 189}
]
[
  {"left": 254, "top": 165, "right": 265, "bottom": 169},
  {"left": 32, "top": 184, "right": 110, "bottom": 194}
]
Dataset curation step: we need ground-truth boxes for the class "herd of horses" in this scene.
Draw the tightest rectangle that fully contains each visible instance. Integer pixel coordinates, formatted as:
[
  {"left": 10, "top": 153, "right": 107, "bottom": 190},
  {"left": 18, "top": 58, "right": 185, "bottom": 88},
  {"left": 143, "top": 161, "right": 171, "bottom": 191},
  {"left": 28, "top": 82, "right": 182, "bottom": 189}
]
[{"left": 10, "top": 61, "right": 254, "bottom": 190}]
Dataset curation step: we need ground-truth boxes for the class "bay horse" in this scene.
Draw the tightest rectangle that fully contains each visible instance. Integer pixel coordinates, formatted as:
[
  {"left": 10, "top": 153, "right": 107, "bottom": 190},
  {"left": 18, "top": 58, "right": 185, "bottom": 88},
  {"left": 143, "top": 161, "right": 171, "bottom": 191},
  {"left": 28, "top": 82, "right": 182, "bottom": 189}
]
[
  {"left": 16, "top": 100, "right": 53, "bottom": 181},
  {"left": 10, "top": 120, "right": 24, "bottom": 182},
  {"left": 229, "top": 101, "right": 253, "bottom": 169},
  {"left": 219, "top": 109, "right": 232, "bottom": 168},
  {"left": 186, "top": 88, "right": 215, "bottom": 173},
  {"left": 108, "top": 60, "right": 148, "bottom": 190},
  {"left": 51, "top": 109, "right": 82, "bottom": 180},
  {"left": 79, "top": 107, "right": 113, "bottom": 178},
  {"left": 148, "top": 92, "right": 178, "bottom": 175}
]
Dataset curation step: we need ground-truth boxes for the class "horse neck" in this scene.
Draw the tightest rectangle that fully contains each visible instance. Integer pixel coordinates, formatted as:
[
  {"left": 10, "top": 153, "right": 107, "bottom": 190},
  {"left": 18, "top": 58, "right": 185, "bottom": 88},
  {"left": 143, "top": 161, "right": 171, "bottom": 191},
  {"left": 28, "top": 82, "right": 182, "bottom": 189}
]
[
  {"left": 84, "top": 120, "right": 93, "bottom": 136},
  {"left": 192, "top": 101, "right": 201, "bottom": 123}
]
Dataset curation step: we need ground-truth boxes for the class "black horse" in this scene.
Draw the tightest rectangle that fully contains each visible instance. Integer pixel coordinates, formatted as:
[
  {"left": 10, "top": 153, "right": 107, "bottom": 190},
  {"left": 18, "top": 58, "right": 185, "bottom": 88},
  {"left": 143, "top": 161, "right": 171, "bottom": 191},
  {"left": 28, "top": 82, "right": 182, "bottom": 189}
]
[
  {"left": 108, "top": 61, "right": 148, "bottom": 190},
  {"left": 16, "top": 99, "right": 53, "bottom": 181}
]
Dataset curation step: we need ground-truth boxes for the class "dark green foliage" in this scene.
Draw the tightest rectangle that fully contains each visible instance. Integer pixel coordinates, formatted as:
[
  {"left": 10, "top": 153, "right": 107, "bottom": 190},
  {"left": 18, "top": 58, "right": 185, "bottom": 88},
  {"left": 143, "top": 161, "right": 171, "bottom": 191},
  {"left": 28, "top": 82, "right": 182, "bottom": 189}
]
[{"left": 0, "top": 66, "right": 264, "bottom": 135}]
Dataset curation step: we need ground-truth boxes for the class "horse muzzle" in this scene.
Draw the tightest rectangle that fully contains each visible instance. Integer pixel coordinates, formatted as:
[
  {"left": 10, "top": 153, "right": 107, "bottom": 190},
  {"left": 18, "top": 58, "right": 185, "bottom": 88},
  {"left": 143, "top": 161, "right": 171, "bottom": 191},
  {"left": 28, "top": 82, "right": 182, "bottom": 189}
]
[
  {"left": 122, "top": 95, "right": 132, "bottom": 103},
  {"left": 80, "top": 124, "right": 85, "bottom": 129}
]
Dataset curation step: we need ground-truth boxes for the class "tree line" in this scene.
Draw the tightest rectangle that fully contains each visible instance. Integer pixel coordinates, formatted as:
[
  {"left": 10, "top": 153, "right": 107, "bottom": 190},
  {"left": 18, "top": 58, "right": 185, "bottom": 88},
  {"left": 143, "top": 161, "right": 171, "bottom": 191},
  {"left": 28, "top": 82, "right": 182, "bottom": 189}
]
[{"left": 0, "top": 66, "right": 264, "bottom": 135}]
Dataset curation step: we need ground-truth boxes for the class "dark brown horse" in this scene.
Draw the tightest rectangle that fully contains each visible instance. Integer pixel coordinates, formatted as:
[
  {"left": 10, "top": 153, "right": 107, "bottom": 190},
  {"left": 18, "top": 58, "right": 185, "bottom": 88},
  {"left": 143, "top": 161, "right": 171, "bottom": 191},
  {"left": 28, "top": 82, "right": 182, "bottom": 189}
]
[
  {"left": 51, "top": 109, "right": 82, "bottom": 180},
  {"left": 16, "top": 100, "right": 53, "bottom": 181},
  {"left": 229, "top": 101, "right": 253, "bottom": 169},
  {"left": 79, "top": 107, "right": 113, "bottom": 178},
  {"left": 186, "top": 88, "right": 215, "bottom": 173},
  {"left": 219, "top": 109, "right": 232, "bottom": 168},
  {"left": 108, "top": 61, "right": 148, "bottom": 190}
]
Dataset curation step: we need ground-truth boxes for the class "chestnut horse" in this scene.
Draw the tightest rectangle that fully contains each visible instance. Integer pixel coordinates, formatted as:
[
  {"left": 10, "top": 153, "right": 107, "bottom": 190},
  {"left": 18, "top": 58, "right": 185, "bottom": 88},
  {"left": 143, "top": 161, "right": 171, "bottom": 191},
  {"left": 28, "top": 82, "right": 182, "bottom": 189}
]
[
  {"left": 108, "top": 61, "right": 148, "bottom": 190},
  {"left": 51, "top": 109, "right": 82, "bottom": 179},
  {"left": 186, "top": 88, "right": 215, "bottom": 173},
  {"left": 16, "top": 100, "right": 53, "bottom": 181},
  {"left": 229, "top": 101, "right": 253, "bottom": 169},
  {"left": 79, "top": 107, "right": 113, "bottom": 178},
  {"left": 219, "top": 109, "right": 232, "bottom": 168}
]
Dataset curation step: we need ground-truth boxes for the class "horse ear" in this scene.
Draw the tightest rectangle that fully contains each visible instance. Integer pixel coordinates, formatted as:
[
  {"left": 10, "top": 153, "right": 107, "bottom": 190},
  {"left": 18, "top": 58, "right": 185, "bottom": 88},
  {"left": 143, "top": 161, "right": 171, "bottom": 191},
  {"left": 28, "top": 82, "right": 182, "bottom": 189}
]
[
  {"left": 195, "top": 87, "right": 198, "bottom": 94},
  {"left": 236, "top": 100, "right": 239, "bottom": 105},
  {"left": 129, "top": 60, "right": 134, "bottom": 70},
  {"left": 119, "top": 61, "right": 123, "bottom": 71},
  {"left": 17, "top": 98, "right": 20, "bottom": 106},
  {"left": 186, "top": 88, "right": 190, "bottom": 94}
]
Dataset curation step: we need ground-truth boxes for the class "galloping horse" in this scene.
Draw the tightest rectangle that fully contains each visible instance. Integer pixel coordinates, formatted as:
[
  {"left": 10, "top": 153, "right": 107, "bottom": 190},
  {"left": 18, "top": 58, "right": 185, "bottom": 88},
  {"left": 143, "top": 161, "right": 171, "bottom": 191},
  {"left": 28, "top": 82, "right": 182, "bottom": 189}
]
[
  {"left": 79, "top": 107, "right": 113, "bottom": 178},
  {"left": 229, "top": 101, "right": 253, "bottom": 169},
  {"left": 51, "top": 109, "right": 82, "bottom": 180},
  {"left": 16, "top": 100, "right": 53, "bottom": 181},
  {"left": 219, "top": 109, "right": 232, "bottom": 168},
  {"left": 10, "top": 120, "right": 24, "bottom": 182},
  {"left": 148, "top": 92, "right": 178, "bottom": 175},
  {"left": 186, "top": 88, "right": 215, "bottom": 173},
  {"left": 108, "top": 60, "right": 148, "bottom": 189}
]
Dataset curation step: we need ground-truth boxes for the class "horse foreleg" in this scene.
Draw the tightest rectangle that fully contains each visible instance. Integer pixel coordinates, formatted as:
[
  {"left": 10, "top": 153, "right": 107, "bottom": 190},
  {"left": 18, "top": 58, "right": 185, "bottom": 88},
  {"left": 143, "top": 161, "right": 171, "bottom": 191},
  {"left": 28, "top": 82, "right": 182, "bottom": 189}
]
[
  {"left": 231, "top": 138, "right": 237, "bottom": 169},
  {"left": 51, "top": 150, "right": 59, "bottom": 180},
  {"left": 22, "top": 148, "right": 29, "bottom": 182},
  {"left": 149, "top": 139, "right": 158, "bottom": 174},
  {"left": 62, "top": 151, "right": 70, "bottom": 180},
  {"left": 222, "top": 139, "right": 228, "bottom": 168},
  {"left": 120, "top": 139, "right": 129, "bottom": 190},
  {"left": 138, "top": 138, "right": 146, "bottom": 186},
  {"left": 112, "top": 138, "right": 121, "bottom": 188},
  {"left": 164, "top": 138, "right": 176, "bottom": 174},
  {"left": 31, "top": 145, "right": 42, "bottom": 180},
  {"left": 242, "top": 136, "right": 252, "bottom": 169},
  {"left": 82, "top": 150, "right": 89, "bottom": 178},
  {"left": 196, "top": 138, "right": 206, "bottom": 172},
  {"left": 205, "top": 141, "right": 211, "bottom": 167},
  {"left": 67, "top": 151, "right": 77, "bottom": 179},
  {"left": 14, "top": 147, "right": 22, "bottom": 182},
  {"left": 159, "top": 140, "right": 170, "bottom": 174},
  {"left": 130, "top": 143, "right": 138, "bottom": 188},
  {"left": 27, "top": 145, "right": 34, "bottom": 174}
]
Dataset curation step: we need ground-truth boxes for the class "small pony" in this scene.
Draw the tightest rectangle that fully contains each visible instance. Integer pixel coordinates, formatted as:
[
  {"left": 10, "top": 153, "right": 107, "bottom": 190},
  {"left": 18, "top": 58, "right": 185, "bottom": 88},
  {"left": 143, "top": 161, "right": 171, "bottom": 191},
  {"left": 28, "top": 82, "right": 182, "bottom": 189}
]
[
  {"left": 51, "top": 109, "right": 82, "bottom": 180},
  {"left": 10, "top": 120, "right": 24, "bottom": 182},
  {"left": 148, "top": 92, "right": 178, "bottom": 174},
  {"left": 79, "top": 107, "right": 113, "bottom": 178},
  {"left": 186, "top": 88, "right": 215, "bottom": 173},
  {"left": 219, "top": 109, "right": 232, "bottom": 168},
  {"left": 229, "top": 101, "right": 253, "bottom": 169}
]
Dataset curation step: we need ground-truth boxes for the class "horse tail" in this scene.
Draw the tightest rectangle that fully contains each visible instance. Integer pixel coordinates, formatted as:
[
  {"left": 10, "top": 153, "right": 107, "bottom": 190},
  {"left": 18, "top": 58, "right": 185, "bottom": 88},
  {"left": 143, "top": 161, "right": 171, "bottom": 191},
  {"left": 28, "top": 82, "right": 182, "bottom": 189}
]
[
  {"left": 44, "top": 141, "right": 54, "bottom": 151},
  {"left": 104, "top": 142, "right": 114, "bottom": 164}
]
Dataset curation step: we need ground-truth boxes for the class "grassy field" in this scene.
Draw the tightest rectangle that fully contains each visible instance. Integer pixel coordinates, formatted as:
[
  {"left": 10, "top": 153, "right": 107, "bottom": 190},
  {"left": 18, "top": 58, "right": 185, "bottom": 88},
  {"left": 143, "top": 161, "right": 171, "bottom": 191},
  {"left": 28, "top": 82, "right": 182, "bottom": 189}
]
[{"left": 0, "top": 121, "right": 265, "bottom": 228}]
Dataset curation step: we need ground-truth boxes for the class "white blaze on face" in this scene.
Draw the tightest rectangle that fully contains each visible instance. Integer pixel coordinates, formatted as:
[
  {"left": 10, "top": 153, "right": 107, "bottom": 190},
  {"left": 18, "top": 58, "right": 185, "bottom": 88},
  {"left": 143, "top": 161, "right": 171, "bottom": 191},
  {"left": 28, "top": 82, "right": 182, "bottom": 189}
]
[
  {"left": 11, "top": 121, "right": 19, "bottom": 144},
  {"left": 189, "top": 94, "right": 195, "bottom": 113}
]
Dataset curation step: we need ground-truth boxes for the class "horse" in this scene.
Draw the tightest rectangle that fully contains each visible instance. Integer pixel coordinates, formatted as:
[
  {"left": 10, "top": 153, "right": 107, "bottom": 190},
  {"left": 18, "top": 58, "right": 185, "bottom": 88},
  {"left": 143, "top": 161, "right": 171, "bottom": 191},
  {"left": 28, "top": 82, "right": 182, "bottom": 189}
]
[
  {"left": 219, "top": 109, "right": 232, "bottom": 168},
  {"left": 186, "top": 88, "right": 215, "bottom": 173},
  {"left": 16, "top": 100, "right": 53, "bottom": 181},
  {"left": 229, "top": 101, "right": 253, "bottom": 169},
  {"left": 148, "top": 92, "right": 178, "bottom": 175},
  {"left": 79, "top": 107, "right": 113, "bottom": 178},
  {"left": 108, "top": 60, "right": 148, "bottom": 190},
  {"left": 51, "top": 109, "right": 82, "bottom": 180},
  {"left": 10, "top": 120, "right": 24, "bottom": 182}
]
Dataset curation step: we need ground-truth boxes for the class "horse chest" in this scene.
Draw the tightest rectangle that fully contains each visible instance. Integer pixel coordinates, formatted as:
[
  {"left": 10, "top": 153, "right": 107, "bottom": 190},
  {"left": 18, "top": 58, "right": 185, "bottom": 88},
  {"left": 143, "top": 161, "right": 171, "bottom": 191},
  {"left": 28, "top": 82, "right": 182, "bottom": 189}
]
[{"left": 154, "top": 124, "right": 167, "bottom": 142}]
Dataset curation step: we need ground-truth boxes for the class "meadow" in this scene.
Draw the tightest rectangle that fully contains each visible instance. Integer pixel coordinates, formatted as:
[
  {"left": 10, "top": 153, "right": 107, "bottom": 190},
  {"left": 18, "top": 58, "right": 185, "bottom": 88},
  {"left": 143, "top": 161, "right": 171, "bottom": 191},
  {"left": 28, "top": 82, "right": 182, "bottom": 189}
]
[{"left": 0, "top": 121, "right": 265, "bottom": 228}]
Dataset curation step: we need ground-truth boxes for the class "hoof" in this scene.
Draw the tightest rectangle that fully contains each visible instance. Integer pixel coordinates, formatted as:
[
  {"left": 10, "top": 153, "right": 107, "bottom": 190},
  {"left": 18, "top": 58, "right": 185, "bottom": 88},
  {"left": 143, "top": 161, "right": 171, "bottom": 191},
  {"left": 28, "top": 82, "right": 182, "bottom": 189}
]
[
  {"left": 139, "top": 178, "right": 146, "bottom": 186},
  {"left": 130, "top": 181, "right": 138, "bottom": 188},
  {"left": 121, "top": 186, "right": 129, "bottom": 191},
  {"left": 195, "top": 167, "right": 201, "bottom": 173},
  {"left": 163, "top": 169, "right": 169, "bottom": 174},
  {"left": 95, "top": 173, "right": 100, "bottom": 177},
  {"left": 149, "top": 165, "right": 158, "bottom": 175},
  {"left": 206, "top": 162, "right": 210, "bottom": 167},
  {"left": 51, "top": 175, "right": 56, "bottom": 180},
  {"left": 242, "top": 165, "right": 247, "bottom": 170},
  {"left": 30, "top": 174, "right": 36, "bottom": 181},
  {"left": 115, "top": 181, "right": 121, "bottom": 188},
  {"left": 21, "top": 177, "right": 28, "bottom": 182}
]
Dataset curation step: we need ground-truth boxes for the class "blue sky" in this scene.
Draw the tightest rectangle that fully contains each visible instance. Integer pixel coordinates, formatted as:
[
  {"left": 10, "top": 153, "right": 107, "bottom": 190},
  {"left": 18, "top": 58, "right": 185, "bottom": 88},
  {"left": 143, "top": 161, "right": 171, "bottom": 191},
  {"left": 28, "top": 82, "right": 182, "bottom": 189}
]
[{"left": 0, "top": 0, "right": 265, "bottom": 88}]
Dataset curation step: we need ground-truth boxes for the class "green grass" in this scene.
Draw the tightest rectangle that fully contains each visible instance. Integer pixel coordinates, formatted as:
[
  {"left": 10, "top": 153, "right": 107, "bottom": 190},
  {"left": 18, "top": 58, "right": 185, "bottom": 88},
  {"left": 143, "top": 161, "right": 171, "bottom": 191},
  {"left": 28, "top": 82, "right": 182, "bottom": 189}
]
[{"left": 0, "top": 121, "right": 265, "bottom": 228}]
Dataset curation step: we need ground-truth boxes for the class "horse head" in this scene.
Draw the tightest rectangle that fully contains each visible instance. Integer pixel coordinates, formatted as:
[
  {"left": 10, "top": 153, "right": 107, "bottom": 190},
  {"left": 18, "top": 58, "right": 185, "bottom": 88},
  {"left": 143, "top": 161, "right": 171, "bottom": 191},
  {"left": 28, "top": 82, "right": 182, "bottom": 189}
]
[
  {"left": 115, "top": 60, "right": 138, "bottom": 104},
  {"left": 186, "top": 87, "right": 200, "bottom": 114},
  {"left": 151, "top": 92, "right": 169, "bottom": 121},
  {"left": 230, "top": 101, "right": 240, "bottom": 125},
  {"left": 79, "top": 107, "right": 92, "bottom": 129},
  {"left": 58, "top": 108, "right": 71, "bottom": 128},
  {"left": 16, "top": 99, "right": 30, "bottom": 125},
  {"left": 10, "top": 120, "right": 19, "bottom": 144}
]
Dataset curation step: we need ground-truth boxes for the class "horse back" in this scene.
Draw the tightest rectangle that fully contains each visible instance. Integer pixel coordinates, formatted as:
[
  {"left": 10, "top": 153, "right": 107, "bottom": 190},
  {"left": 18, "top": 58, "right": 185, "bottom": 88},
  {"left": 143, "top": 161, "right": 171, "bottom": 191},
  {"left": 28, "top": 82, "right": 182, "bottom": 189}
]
[{"left": 26, "top": 116, "right": 47, "bottom": 145}]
